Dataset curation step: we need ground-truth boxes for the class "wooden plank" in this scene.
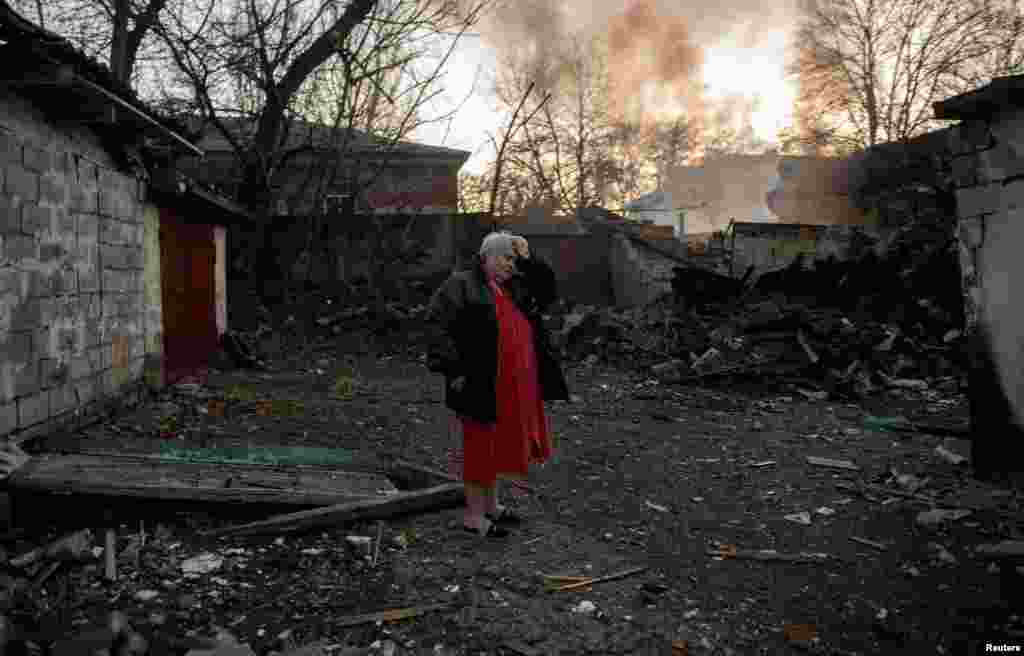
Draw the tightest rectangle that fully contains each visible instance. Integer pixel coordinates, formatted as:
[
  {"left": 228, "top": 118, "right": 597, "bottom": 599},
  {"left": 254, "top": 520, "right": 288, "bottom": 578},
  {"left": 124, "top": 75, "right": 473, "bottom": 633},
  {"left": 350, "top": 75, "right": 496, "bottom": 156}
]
[
  {"left": 332, "top": 603, "right": 455, "bottom": 628},
  {"left": 202, "top": 483, "right": 465, "bottom": 537},
  {"left": 7, "top": 454, "right": 398, "bottom": 506},
  {"left": 382, "top": 457, "right": 457, "bottom": 488},
  {"left": 549, "top": 566, "right": 647, "bottom": 592},
  {"left": 59, "top": 447, "right": 384, "bottom": 473},
  {"left": 806, "top": 456, "right": 860, "bottom": 471}
]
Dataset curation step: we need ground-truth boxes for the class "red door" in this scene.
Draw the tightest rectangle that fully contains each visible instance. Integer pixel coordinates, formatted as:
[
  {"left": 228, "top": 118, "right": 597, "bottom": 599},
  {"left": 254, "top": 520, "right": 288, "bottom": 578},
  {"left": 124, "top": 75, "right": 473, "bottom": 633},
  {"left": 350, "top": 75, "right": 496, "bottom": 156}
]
[{"left": 159, "top": 208, "right": 218, "bottom": 384}]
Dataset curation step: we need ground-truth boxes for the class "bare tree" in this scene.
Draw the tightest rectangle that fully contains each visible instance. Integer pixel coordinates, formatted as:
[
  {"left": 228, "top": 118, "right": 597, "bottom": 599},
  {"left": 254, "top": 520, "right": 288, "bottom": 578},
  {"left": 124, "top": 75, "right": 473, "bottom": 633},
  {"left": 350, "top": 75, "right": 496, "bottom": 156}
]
[
  {"left": 700, "top": 94, "right": 767, "bottom": 160},
  {"left": 482, "top": 26, "right": 703, "bottom": 218},
  {"left": 9, "top": 0, "right": 168, "bottom": 85},
  {"left": 644, "top": 115, "right": 693, "bottom": 187},
  {"left": 458, "top": 170, "right": 489, "bottom": 212},
  {"left": 791, "top": 0, "right": 1024, "bottom": 151},
  {"left": 290, "top": 1, "right": 487, "bottom": 301},
  {"left": 148, "top": 0, "right": 487, "bottom": 280},
  {"left": 155, "top": 0, "right": 379, "bottom": 210},
  {"left": 485, "top": 31, "right": 621, "bottom": 216}
]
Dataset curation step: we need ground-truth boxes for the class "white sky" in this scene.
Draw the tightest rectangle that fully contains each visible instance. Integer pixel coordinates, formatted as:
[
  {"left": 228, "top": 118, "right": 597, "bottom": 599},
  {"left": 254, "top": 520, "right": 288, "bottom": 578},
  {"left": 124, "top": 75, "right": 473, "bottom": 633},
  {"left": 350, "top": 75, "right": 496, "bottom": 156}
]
[{"left": 412, "top": 36, "right": 505, "bottom": 175}]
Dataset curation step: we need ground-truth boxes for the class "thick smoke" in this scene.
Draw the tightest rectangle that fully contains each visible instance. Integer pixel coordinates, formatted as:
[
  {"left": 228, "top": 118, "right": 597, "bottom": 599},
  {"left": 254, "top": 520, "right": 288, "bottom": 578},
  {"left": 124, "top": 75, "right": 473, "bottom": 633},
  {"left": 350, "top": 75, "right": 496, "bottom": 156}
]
[
  {"left": 605, "top": 0, "right": 703, "bottom": 125},
  {"left": 481, "top": 0, "right": 797, "bottom": 132},
  {"left": 479, "top": 0, "right": 798, "bottom": 161}
]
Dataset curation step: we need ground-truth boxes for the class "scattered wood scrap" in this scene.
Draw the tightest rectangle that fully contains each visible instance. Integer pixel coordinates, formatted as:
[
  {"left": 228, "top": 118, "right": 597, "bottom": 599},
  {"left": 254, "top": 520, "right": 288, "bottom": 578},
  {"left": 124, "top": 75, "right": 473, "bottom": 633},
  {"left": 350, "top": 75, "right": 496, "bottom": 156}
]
[
  {"left": 104, "top": 528, "right": 116, "bottom": 581},
  {"left": 0, "top": 442, "right": 30, "bottom": 480},
  {"left": 548, "top": 566, "right": 647, "bottom": 592},
  {"left": 10, "top": 528, "right": 93, "bottom": 569},
  {"left": 836, "top": 481, "right": 936, "bottom": 504},
  {"left": 381, "top": 457, "right": 457, "bottom": 488},
  {"left": 202, "top": 483, "right": 465, "bottom": 538},
  {"left": 863, "top": 416, "right": 970, "bottom": 439},
  {"left": 504, "top": 640, "right": 544, "bottom": 656},
  {"left": 333, "top": 603, "right": 455, "bottom": 628},
  {"left": 708, "top": 545, "right": 829, "bottom": 563},
  {"left": 975, "top": 541, "right": 1024, "bottom": 561},
  {"left": 796, "top": 330, "right": 820, "bottom": 363},
  {"left": 672, "top": 359, "right": 799, "bottom": 384},
  {"left": 807, "top": 456, "right": 859, "bottom": 471},
  {"left": 542, "top": 574, "right": 593, "bottom": 592},
  {"left": 850, "top": 536, "right": 888, "bottom": 551}
]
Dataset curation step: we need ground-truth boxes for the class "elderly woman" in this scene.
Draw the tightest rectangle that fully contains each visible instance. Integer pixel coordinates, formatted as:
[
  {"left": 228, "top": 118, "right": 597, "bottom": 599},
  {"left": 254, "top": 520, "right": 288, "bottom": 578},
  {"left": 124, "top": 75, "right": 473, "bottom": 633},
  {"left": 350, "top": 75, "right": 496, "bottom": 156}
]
[{"left": 426, "top": 232, "right": 569, "bottom": 537}]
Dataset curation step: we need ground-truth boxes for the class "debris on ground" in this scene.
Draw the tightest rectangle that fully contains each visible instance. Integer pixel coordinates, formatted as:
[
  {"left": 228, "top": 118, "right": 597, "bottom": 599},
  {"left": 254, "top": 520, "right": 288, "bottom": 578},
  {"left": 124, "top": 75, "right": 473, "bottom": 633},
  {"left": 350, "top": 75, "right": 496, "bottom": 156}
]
[
  {"left": 571, "top": 600, "right": 598, "bottom": 615},
  {"left": 935, "top": 445, "right": 968, "bottom": 465},
  {"left": 550, "top": 238, "right": 966, "bottom": 403},
  {"left": 0, "top": 242, "right": 981, "bottom": 654},
  {"left": 204, "top": 483, "right": 465, "bottom": 538},
  {"left": 807, "top": 456, "right": 860, "bottom": 471},
  {"left": 542, "top": 575, "right": 593, "bottom": 592},
  {"left": 10, "top": 528, "right": 94, "bottom": 568},
  {"left": 181, "top": 552, "right": 224, "bottom": 575},
  {"left": 547, "top": 566, "right": 648, "bottom": 592},
  {"left": 916, "top": 509, "right": 973, "bottom": 527},
  {"left": 709, "top": 545, "right": 830, "bottom": 563},
  {"left": 850, "top": 536, "right": 888, "bottom": 551},
  {"left": 783, "top": 623, "right": 819, "bottom": 645},
  {"left": 332, "top": 603, "right": 455, "bottom": 628},
  {"left": 0, "top": 443, "right": 30, "bottom": 478},
  {"left": 975, "top": 541, "right": 1024, "bottom": 559},
  {"left": 345, "top": 535, "right": 374, "bottom": 557},
  {"left": 784, "top": 512, "right": 813, "bottom": 526}
]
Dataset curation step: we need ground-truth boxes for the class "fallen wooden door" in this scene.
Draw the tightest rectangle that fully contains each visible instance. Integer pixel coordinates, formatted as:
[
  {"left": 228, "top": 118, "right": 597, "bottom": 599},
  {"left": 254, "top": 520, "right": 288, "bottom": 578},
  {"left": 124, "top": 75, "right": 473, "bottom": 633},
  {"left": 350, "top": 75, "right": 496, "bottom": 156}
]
[
  {"left": 7, "top": 453, "right": 400, "bottom": 505},
  {"left": 160, "top": 208, "right": 218, "bottom": 383}
]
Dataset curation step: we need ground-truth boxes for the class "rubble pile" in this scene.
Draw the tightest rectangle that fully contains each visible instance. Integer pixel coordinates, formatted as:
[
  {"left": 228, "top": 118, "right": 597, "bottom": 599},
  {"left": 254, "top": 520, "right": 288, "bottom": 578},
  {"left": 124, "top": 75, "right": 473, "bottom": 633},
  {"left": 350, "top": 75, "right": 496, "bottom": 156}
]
[
  {"left": 559, "top": 245, "right": 966, "bottom": 398},
  {"left": 222, "top": 231, "right": 965, "bottom": 400},
  {"left": 314, "top": 302, "right": 429, "bottom": 335}
]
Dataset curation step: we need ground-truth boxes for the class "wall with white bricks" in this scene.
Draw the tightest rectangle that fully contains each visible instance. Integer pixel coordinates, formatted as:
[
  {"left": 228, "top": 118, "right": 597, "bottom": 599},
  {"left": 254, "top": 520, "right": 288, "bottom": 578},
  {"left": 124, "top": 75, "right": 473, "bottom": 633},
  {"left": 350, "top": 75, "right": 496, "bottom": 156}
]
[{"left": 0, "top": 91, "right": 152, "bottom": 441}]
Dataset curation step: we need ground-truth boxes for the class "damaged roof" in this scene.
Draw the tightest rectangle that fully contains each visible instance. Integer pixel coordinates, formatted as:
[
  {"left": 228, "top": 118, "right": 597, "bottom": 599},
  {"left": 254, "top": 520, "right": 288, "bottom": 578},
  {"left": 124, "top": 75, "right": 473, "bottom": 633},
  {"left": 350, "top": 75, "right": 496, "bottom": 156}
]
[
  {"left": 0, "top": 2, "right": 260, "bottom": 221},
  {"left": 0, "top": 0, "right": 200, "bottom": 153}
]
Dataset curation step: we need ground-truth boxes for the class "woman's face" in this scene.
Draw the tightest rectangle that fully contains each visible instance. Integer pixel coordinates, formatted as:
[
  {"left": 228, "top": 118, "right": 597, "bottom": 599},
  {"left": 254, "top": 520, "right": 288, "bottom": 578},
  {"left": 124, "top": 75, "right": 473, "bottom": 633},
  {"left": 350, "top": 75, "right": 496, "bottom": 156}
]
[{"left": 485, "top": 252, "right": 517, "bottom": 282}]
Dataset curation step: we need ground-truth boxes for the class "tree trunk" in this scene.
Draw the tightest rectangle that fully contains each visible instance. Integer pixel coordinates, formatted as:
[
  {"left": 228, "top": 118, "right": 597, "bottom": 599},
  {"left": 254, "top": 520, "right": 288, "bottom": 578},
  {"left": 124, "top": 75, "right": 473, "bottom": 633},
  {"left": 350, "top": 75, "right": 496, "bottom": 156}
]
[
  {"left": 110, "top": 0, "right": 129, "bottom": 87},
  {"left": 238, "top": 0, "right": 379, "bottom": 279}
]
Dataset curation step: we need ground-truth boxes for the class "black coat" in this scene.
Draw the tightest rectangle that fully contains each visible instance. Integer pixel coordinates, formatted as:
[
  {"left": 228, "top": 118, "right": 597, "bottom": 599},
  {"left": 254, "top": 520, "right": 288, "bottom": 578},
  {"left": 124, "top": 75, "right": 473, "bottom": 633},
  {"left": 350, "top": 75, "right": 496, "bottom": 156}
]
[{"left": 425, "top": 255, "right": 570, "bottom": 423}]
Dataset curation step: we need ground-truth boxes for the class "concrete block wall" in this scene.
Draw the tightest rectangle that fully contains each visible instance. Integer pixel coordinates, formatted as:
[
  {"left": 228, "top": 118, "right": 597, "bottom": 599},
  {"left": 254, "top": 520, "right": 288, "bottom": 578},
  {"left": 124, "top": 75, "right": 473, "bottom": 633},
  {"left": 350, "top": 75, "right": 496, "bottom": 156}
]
[
  {"left": 0, "top": 92, "right": 149, "bottom": 441},
  {"left": 945, "top": 112, "right": 1024, "bottom": 438}
]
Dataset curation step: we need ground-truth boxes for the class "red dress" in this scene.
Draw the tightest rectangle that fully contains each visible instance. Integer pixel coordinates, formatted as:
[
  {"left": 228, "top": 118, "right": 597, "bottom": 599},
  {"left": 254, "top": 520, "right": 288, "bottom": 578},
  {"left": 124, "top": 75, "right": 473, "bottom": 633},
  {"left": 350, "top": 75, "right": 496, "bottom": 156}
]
[{"left": 458, "top": 280, "right": 552, "bottom": 486}]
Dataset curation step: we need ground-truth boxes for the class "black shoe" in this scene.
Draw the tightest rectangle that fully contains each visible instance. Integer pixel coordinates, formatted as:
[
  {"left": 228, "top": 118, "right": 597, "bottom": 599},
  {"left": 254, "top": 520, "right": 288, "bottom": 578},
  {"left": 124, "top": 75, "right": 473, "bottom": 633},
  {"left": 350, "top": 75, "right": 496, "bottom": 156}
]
[
  {"left": 463, "top": 523, "right": 510, "bottom": 538},
  {"left": 485, "top": 509, "right": 523, "bottom": 526}
]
